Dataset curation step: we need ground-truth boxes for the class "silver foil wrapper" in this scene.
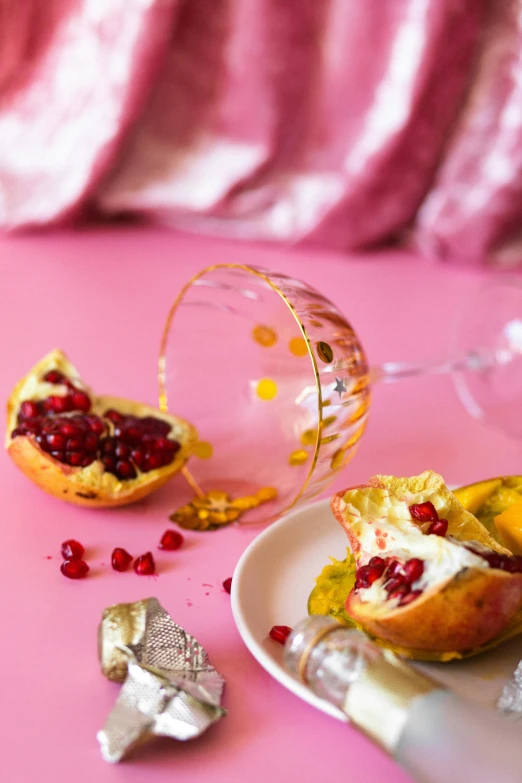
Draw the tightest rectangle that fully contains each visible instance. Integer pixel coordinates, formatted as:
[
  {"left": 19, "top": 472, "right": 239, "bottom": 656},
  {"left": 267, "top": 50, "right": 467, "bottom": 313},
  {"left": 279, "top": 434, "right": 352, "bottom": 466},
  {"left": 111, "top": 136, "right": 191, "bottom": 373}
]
[
  {"left": 97, "top": 597, "right": 226, "bottom": 762},
  {"left": 497, "top": 659, "right": 522, "bottom": 718}
]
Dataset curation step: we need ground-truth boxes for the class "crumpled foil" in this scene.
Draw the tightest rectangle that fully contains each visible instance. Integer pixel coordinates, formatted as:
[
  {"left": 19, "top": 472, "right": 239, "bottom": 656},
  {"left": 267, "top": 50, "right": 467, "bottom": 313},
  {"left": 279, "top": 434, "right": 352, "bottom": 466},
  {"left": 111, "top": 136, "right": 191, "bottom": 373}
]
[
  {"left": 97, "top": 597, "right": 226, "bottom": 762},
  {"left": 497, "top": 659, "right": 522, "bottom": 718}
]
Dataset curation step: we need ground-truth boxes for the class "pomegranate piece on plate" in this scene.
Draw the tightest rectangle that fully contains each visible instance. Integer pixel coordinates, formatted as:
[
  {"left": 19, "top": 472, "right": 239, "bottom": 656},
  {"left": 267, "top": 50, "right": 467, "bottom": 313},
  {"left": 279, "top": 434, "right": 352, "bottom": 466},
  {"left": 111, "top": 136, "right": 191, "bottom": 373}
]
[
  {"left": 331, "top": 470, "right": 522, "bottom": 654},
  {"left": 6, "top": 350, "right": 196, "bottom": 507}
]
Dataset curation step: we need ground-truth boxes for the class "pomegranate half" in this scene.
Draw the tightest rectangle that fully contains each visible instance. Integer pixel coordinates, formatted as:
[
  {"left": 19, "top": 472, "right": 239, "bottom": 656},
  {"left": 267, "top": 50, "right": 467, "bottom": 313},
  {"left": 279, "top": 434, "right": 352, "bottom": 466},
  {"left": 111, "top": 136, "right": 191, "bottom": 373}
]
[
  {"left": 6, "top": 350, "right": 196, "bottom": 507},
  {"left": 331, "top": 470, "right": 522, "bottom": 653}
]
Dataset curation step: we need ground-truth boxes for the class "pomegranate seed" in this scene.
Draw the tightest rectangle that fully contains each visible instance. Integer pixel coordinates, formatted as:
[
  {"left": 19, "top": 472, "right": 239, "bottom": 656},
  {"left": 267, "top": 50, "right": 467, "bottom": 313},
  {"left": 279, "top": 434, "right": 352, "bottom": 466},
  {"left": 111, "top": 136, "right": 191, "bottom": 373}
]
[
  {"left": 369, "top": 556, "right": 386, "bottom": 569},
  {"left": 20, "top": 400, "right": 39, "bottom": 419},
  {"left": 101, "top": 437, "right": 117, "bottom": 454},
  {"left": 134, "top": 552, "right": 156, "bottom": 575},
  {"left": 269, "top": 625, "right": 292, "bottom": 645},
  {"left": 409, "top": 502, "right": 438, "bottom": 522},
  {"left": 123, "top": 426, "right": 141, "bottom": 444},
  {"left": 222, "top": 577, "right": 232, "bottom": 594},
  {"left": 48, "top": 396, "right": 69, "bottom": 413},
  {"left": 71, "top": 391, "right": 91, "bottom": 412},
  {"left": 400, "top": 590, "right": 423, "bottom": 606},
  {"left": 141, "top": 416, "right": 171, "bottom": 434},
  {"left": 403, "top": 558, "right": 424, "bottom": 583},
  {"left": 82, "top": 456, "right": 95, "bottom": 467},
  {"left": 58, "top": 421, "right": 78, "bottom": 437},
  {"left": 86, "top": 416, "right": 105, "bottom": 434},
  {"left": 115, "top": 443, "right": 131, "bottom": 459},
  {"left": 43, "top": 370, "right": 65, "bottom": 384},
  {"left": 111, "top": 548, "right": 133, "bottom": 572},
  {"left": 144, "top": 453, "right": 163, "bottom": 471},
  {"left": 61, "top": 539, "right": 84, "bottom": 559},
  {"left": 385, "top": 558, "right": 403, "bottom": 577},
  {"left": 159, "top": 530, "right": 184, "bottom": 550},
  {"left": 102, "top": 455, "right": 117, "bottom": 471},
  {"left": 356, "top": 563, "right": 385, "bottom": 587},
  {"left": 66, "top": 437, "right": 84, "bottom": 450},
  {"left": 50, "top": 451, "right": 65, "bottom": 460},
  {"left": 427, "top": 519, "right": 448, "bottom": 537},
  {"left": 131, "top": 448, "right": 145, "bottom": 469},
  {"left": 84, "top": 433, "right": 98, "bottom": 451},
  {"left": 22, "top": 419, "right": 41, "bottom": 434},
  {"left": 486, "top": 553, "right": 502, "bottom": 569},
  {"left": 389, "top": 585, "right": 410, "bottom": 601},
  {"left": 385, "top": 574, "right": 407, "bottom": 592},
  {"left": 46, "top": 433, "right": 66, "bottom": 450},
  {"left": 61, "top": 559, "right": 89, "bottom": 579},
  {"left": 116, "top": 460, "right": 137, "bottom": 480},
  {"left": 153, "top": 437, "right": 174, "bottom": 451},
  {"left": 104, "top": 409, "right": 124, "bottom": 424},
  {"left": 66, "top": 451, "right": 85, "bottom": 467}
]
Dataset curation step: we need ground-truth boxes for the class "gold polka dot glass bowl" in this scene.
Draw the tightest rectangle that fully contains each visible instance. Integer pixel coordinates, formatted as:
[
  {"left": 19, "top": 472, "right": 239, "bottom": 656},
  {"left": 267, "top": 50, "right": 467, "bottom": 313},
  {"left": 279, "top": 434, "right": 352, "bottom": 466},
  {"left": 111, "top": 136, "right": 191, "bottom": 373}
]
[{"left": 159, "top": 265, "right": 370, "bottom": 525}]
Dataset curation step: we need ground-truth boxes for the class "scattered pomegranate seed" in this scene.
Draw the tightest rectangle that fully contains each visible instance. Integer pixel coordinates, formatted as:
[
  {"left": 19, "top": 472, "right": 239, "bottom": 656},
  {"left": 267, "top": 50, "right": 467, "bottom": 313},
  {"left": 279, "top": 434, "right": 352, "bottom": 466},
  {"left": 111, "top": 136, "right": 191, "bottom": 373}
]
[
  {"left": 428, "top": 519, "right": 448, "bottom": 537},
  {"left": 269, "top": 625, "right": 292, "bottom": 645},
  {"left": 61, "top": 539, "right": 85, "bottom": 559},
  {"left": 111, "top": 548, "right": 133, "bottom": 572},
  {"left": 222, "top": 577, "right": 232, "bottom": 594},
  {"left": 61, "top": 559, "right": 89, "bottom": 579},
  {"left": 368, "top": 556, "right": 386, "bottom": 569},
  {"left": 409, "top": 502, "right": 438, "bottom": 522},
  {"left": 134, "top": 552, "right": 156, "bottom": 576},
  {"left": 403, "top": 558, "right": 424, "bottom": 583},
  {"left": 159, "top": 530, "right": 184, "bottom": 550}
]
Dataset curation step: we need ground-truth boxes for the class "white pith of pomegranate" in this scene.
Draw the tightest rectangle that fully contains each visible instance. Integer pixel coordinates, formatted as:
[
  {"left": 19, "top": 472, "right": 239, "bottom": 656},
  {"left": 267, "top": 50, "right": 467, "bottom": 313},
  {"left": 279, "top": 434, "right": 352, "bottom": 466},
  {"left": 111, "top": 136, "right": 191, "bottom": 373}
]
[
  {"left": 349, "top": 495, "right": 522, "bottom": 611},
  {"left": 10, "top": 368, "right": 180, "bottom": 482}
]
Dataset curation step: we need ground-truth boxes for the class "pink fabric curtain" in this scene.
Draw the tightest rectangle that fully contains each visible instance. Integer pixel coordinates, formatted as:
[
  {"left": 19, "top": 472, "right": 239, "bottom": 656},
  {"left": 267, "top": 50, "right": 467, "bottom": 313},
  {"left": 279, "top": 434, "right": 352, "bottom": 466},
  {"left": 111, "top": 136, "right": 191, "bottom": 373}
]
[{"left": 1, "top": 0, "right": 521, "bottom": 266}]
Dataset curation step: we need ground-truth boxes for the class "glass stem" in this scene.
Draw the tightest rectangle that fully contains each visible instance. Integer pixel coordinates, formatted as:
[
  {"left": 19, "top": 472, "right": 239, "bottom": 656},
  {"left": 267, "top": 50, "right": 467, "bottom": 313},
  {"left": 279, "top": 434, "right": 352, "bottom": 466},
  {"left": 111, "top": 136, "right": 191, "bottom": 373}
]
[{"left": 368, "top": 350, "right": 499, "bottom": 385}]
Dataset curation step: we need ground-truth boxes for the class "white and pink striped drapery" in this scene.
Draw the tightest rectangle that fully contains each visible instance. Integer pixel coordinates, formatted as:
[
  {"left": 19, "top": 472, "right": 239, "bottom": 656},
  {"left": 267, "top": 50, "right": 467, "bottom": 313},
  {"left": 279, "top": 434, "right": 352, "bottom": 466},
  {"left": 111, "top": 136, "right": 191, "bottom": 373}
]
[{"left": 1, "top": 0, "right": 521, "bottom": 265}]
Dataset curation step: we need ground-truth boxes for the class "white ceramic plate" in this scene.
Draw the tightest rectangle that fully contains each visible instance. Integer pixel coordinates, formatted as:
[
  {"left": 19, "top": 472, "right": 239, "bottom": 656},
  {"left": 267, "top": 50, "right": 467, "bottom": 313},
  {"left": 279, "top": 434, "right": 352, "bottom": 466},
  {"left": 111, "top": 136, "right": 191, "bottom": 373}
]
[
  {"left": 231, "top": 498, "right": 348, "bottom": 721},
  {"left": 231, "top": 497, "right": 522, "bottom": 719}
]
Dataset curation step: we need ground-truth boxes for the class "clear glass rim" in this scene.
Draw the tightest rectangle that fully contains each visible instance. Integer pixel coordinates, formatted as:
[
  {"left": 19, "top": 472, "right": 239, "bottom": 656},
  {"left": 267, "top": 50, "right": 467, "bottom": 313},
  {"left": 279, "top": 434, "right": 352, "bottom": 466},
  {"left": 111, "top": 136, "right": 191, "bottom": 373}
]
[{"left": 158, "top": 263, "right": 325, "bottom": 518}]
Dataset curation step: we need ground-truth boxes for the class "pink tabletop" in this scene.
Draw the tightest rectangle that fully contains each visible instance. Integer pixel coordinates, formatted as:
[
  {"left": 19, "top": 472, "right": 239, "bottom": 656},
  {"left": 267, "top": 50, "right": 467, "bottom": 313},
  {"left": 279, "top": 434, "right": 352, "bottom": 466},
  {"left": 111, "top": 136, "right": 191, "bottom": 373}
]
[{"left": 0, "top": 228, "right": 520, "bottom": 783}]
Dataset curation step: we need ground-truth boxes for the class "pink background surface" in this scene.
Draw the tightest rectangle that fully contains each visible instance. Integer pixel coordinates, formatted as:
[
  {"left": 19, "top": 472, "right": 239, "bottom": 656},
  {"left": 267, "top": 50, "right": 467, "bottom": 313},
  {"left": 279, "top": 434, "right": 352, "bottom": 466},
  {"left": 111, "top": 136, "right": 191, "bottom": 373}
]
[{"left": 0, "top": 228, "right": 520, "bottom": 783}]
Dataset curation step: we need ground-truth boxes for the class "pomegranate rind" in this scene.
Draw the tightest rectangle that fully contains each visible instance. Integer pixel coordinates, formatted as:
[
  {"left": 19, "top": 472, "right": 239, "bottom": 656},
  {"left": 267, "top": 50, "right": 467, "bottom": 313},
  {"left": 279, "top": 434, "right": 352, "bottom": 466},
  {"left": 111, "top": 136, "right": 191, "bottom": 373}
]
[
  {"left": 346, "top": 565, "right": 522, "bottom": 652},
  {"left": 331, "top": 470, "right": 510, "bottom": 557},
  {"left": 331, "top": 470, "right": 522, "bottom": 654},
  {"left": 6, "top": 350, "right": 197, "bottom": 508}
]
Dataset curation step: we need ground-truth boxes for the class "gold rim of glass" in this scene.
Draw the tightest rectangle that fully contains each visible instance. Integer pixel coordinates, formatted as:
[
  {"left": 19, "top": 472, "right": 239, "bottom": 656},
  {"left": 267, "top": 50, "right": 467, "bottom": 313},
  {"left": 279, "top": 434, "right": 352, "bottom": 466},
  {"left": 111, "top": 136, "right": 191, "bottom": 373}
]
[{"left": 158, "top": 263, "right": 325, "bottom": 520}]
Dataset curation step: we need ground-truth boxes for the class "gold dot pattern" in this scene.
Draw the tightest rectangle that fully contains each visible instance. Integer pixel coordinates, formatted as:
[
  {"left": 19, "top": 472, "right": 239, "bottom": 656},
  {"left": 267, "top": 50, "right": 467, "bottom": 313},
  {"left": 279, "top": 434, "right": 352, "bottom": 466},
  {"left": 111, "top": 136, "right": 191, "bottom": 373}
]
[
  {"left": 300, "top": 428, "right": 317, "bottom": 446},
  {"left": 252, "top": 324, "right": 278, "bottom": 347},
  {"left": 330, "top": 448, "right": 348, "bottom": 471},
  {"left": 316, "top": 341, "right": 334, "bottom": 363},
  {"left": 256, "top": 378, "right": 278, "bottom": 400},
  {"left": 288, "top": 336, "right": 308, "bottom": 357},
  {"left": 323, "top": 415, "right": 337, "bottom": 428},
  {"left": 289, "top": 449, "right": 309, "bottom": 466}
]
